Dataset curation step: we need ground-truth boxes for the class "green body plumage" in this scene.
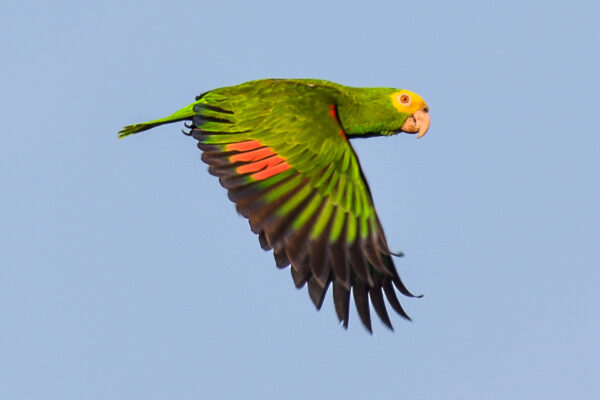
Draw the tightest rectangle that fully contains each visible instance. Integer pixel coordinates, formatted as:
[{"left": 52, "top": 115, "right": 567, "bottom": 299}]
[{"left": 119, "top": 79, "right": 430, "bottom": 332}]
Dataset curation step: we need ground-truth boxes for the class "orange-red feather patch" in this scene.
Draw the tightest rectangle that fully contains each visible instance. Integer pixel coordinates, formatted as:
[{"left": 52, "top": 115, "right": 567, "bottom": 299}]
[
  {"left": 329, "top": 104, "right": 346, "bottom": 140},
  {"left": 226, "top": 140, "right": 263, "bottom": 152},
  {"left": 225, "top": 139, "right": 292, "bottom": 181}
]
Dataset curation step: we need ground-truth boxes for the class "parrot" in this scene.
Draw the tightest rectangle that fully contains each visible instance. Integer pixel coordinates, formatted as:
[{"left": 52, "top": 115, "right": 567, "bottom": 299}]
[{"left": 119, "top": 78, "right": 430, "bottom": 332}]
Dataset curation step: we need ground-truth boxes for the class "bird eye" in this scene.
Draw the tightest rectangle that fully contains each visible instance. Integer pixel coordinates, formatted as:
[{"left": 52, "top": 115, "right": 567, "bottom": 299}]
[{"left": 399, "top": 94, "right": 411, "bottom": 105}]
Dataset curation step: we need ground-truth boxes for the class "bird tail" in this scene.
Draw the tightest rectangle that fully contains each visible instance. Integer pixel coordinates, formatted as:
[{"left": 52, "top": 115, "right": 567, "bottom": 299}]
[{"left": 117, "top": 102, "right": 197, "bottom": 139}]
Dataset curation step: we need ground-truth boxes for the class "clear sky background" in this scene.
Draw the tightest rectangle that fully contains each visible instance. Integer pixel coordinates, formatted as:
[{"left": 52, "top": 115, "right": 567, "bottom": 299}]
[{"left": 2, "top": 1, "right": 599, "bottom": 399}]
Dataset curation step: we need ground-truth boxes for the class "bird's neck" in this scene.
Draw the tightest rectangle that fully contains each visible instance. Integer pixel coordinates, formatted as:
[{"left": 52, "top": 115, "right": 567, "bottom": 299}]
[{"left": 337, "top": 89, "right": 404, "bottom": 138}]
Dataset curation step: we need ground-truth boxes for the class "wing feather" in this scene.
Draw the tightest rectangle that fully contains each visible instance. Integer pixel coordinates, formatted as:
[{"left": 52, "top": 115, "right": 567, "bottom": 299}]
[
  {"left": 352, "top": 280, "right": 372, "bottom": 333},
  {"left": 307, "top": 276, "right": 331, "bottom": 310},
  {"left": 333, "top": 280, "right": 351, "bottom": 328}
]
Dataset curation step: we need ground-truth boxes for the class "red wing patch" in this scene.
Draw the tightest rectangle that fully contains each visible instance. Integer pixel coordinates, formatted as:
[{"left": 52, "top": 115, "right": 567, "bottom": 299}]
[
  {"left": 230, "top": 147, "right": 275, "bottom": 163},
  {"left": 223, "top": 139, "right": 292, "bottom": 181},
  {"left": 329, "top": 104, "right": 338, "bottom": 121},
  {"left": 329, "top": 104, "right": 346, "bottom": 140},
  {"left": 237, "top": 155, "right": 287, "bottom": 174},
  {"left": 251, "top": 161, "right": 291, "bottom": 180},
  {"left": 226, "top": 140, "right": 263, "bottom": 152}
]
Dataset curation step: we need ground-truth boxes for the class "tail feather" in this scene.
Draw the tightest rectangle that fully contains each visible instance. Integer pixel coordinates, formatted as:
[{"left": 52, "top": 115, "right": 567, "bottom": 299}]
[{"left": 117, "top": 102, "right": 197, "bottom": 139}]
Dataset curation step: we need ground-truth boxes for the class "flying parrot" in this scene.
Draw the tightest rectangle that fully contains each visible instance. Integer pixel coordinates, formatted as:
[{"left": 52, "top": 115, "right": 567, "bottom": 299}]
[{"left": 119, "top": 79, "right": 430, "bottom": 332}]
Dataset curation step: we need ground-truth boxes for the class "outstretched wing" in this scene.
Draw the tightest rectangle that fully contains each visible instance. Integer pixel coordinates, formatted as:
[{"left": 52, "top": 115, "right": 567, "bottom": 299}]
[{"left": 189, "top": 80, "right": 419, "bottom": 332}]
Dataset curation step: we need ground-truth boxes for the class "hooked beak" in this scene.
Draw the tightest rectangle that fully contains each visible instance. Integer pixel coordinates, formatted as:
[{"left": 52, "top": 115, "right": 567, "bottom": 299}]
[{"left": 400, "top": 107, "right": 430, "bottom": 138}]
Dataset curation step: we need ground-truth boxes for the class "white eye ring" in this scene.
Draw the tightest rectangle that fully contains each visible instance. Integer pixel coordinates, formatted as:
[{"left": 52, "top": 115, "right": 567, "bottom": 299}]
[{"left": 397, "top": 94, "right": 411, "bottom": 105}]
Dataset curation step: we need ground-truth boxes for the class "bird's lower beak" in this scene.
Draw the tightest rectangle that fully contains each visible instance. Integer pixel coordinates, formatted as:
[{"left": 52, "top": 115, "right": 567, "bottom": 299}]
[{"left": 400, "top": 108, "right": 430, "bottom": 138}]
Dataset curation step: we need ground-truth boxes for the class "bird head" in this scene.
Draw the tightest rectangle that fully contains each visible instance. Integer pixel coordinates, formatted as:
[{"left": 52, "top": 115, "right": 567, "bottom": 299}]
[{"left": 391, "top": 90, "right": 430, "bottom": 138}]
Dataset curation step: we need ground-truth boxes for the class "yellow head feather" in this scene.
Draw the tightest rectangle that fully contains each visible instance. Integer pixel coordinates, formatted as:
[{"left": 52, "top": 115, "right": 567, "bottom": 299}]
[{"left": 390, "top": 90, "right": 428, "bottom": 115}]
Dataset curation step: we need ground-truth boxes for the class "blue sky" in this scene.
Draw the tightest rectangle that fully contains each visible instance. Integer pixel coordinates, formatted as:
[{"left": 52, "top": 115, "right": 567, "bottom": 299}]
[{"left": 2, "top": 0, "right": 599, "bottom": 399}]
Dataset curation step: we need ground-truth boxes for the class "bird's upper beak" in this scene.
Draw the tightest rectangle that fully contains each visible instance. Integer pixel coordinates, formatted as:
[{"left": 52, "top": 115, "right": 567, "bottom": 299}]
[{"left": 400, "top": 107, "right": 430, "bottom": 138}]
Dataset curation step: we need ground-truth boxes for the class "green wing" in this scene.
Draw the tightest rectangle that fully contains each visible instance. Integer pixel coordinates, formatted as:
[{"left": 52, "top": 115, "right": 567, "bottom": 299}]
[{"left": 190, "top": 80, "right": 418, "bottom": 331}]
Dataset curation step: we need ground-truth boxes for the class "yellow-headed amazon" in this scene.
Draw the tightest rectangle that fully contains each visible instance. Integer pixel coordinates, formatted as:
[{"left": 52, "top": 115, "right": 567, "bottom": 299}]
[{"left": 119, "top": 79, "right": 430, "bottom": 332}]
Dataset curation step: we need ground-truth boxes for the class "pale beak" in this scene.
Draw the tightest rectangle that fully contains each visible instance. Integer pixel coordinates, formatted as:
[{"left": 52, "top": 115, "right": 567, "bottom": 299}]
[{"left": 400, "top": 107, "right": 430, "bottom": 138}]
